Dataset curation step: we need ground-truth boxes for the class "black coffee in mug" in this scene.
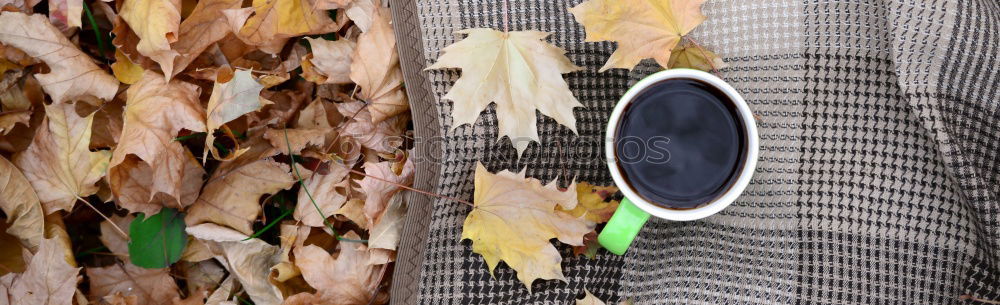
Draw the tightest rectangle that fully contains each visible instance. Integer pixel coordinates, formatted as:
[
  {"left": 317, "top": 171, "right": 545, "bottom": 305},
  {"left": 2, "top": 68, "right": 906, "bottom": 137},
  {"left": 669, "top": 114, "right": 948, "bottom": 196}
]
[{"left": 614, "top": 78, "right": 747, "bottom": 209}]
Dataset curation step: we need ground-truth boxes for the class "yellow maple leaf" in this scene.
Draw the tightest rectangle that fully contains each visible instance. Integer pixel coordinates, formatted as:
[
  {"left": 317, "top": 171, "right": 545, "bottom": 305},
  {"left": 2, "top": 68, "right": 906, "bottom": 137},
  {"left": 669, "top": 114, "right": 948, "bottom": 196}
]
[
  {"left": 668, "top": 42, "right": 727, "bottom": 72},
  {"left": 351, "top": 6, "right": 408, "bottom": 123},
  {"left": 235, "top": 0, "right": 339, "bottom": 53},
  {"left": 120, "top": 0, "right": 182, "bottom": 78},
  {"left": 462, "top": 162, "right": 594, "bottom": 290},
  {"left": 14, "top": 103, "right": 111, "bottom": 214},
  {"left": 559, "top": 182, "right": 620, "bottom": 223},
  {"left": 427, "top": 29, "right": 583, "bottom": 156},
  {"left": 570, "top": 0, "right": 707, "bottom": 71}
]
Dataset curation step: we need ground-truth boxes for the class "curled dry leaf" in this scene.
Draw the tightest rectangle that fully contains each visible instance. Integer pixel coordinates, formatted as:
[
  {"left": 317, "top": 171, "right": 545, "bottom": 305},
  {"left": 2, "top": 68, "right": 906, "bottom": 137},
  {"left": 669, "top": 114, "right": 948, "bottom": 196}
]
[
  {"left": 0, "top": 12, "right": 119, "bottom": 104},
  {"left": 0, "top": 237, "right": 81, "bottom": 305},
  {"left": 185, "top": 157, "right": 296, "bottom": 235},
  {"left": 204, "top": 67, "right": 268, "bottom": 161},
  {"left": 86, "top": 263, "right": 181, "bottom": 305},
  {"left": 358, "top": 159, "right": 414, "bottom": 226},
  {"left": 462, "top": 162, "right": 594, "bottom": 290},
  {"left": 295, "top": 161, "right": 352, "bottom": 227},
  {"left": 120, "top": 0, "right": 182, "bottom": 78},
  {"left": 303, "top": 38, "right": 355, "bottom": 85},
  {"left": 367, "top": 192, "right": 405, "bottom": 265},
  {"left": 427, "top": 29, "right": 582, "bottom": 156},
  {"left": 0, "top": 155, "right": 43, "bottom": 251},
  {"left": 351, "top": 7, "right": 408, "bottom": 124},
  {"left": 109, "top": 71, "right": 206, "bottom": 215},
  {"left": 569, "top": 0, "right": 708, "bottom": 71},
  {"left": 272, "top": 223, "right": 310, "bottom": 282},
  {"left": 14, "top": 103, "right": 111, "bottom": 214},
  {"left": 560, "top": 182, "right": 620, "bottom": 223},
  {"left": 294, "top": 231, "right": 383, "bottom": 305}
]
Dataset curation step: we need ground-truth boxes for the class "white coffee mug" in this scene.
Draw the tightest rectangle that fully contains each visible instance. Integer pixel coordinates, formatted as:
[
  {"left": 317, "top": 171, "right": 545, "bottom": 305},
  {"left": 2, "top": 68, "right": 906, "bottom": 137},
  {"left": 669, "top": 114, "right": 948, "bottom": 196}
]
[{"left": 598, "top": 69, "right": 759, "bottom": 255}]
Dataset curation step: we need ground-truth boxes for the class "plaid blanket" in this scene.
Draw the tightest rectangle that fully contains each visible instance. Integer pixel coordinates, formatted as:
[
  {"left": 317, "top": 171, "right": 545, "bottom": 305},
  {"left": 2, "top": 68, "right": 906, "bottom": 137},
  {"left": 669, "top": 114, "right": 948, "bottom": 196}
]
[{"left": 388, "top": 0, "right": 1000, "bottom": 303}]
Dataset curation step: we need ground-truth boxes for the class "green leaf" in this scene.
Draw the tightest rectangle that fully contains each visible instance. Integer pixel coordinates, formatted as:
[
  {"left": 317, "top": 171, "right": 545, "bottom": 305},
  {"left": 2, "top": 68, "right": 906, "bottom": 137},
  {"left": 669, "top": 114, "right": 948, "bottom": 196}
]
[{"left": 128, "top": 208, "right": 188, "bottom": 268}]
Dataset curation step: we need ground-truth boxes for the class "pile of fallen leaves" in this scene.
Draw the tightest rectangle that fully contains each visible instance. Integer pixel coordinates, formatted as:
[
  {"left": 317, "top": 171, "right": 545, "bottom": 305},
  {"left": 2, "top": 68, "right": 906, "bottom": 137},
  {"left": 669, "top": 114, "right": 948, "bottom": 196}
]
[{"left": 0, "top": 0, "right": 409, "bottom": 304}]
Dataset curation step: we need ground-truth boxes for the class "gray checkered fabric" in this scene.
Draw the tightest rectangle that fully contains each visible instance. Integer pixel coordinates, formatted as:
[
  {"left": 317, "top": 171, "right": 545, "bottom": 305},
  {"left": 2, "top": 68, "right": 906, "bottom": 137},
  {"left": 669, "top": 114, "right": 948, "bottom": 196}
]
[{"left": 389, "top": 0, "right": 1000, "bottom": 303}]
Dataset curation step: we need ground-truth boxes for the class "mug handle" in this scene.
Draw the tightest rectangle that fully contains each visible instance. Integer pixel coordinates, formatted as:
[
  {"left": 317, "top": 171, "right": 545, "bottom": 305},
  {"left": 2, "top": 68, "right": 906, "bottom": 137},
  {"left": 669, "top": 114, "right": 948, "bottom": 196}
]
[{"left": 598, "top": 197, "right": 650, "bottom": 255}]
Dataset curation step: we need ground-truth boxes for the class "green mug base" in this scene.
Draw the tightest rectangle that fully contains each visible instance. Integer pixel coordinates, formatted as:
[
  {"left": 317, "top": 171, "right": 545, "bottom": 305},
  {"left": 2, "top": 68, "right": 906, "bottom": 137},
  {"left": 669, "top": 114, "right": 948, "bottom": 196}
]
[{"left": 598, "top": 198, "right": 650, "bottom": 255}]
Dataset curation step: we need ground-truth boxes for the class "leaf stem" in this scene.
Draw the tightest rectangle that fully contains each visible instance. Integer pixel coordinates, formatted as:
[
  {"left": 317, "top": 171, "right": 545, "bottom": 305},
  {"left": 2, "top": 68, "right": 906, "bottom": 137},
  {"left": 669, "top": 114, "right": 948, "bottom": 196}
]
[
  {"left": 346, "top": 168, "right": 474, "bottom": 207},
  {"left": 243, "top": 208, "right": 292, "bottom": 241},
  {"left": 77, "top": 195, "right": 129, "bottom": 239},
  {"left": 683, "top": 36, "right": 720, "bottom": 76},
  {"left": 283, "top": 128, "right": 366, "bottom": 243}
]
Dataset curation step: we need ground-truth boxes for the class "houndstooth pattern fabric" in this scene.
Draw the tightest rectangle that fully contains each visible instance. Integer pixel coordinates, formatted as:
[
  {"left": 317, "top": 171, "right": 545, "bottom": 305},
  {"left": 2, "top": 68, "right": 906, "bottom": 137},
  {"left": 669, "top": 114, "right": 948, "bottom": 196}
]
[{"left": 393, "top": 0, "right": 1000, "bottom": 303}]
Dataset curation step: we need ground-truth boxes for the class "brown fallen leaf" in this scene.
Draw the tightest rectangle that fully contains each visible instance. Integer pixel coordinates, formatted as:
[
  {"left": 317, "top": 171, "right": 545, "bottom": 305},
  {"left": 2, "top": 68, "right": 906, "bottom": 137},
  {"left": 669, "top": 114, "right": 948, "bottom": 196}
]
[
  {"left": 0, "top": 111, "right": 29, "bottom": 136},
  {"left": 426, "top": 29, "right": 583, "bottom": 155},
  {"left": 185, "top": 157, "right": 296, "bottom": 235},
  {"left": 120, "top": 0, "right": 182, "bottom": 78},
  {"left": 351, "top": 7, "right": 408, "bottom": 123},
  {"left": 0, "top": 12, "right": 119, "bottom": 104},
  {"left": 108, "top": 71, "right": 206, "bottom": 214},
  {"left": 0, "top": 155, "right": 43, "bottom": 251},
  {"left": 336, "top": 100, "right": 406, "bottom": 153},
  {"left": 264, "top": 128, "right": 329, "bottom": 155},
  {"left": 203, "top": 67, "right": 268, "bottom": 161},
  {"left": 234, "top": 0, "right": 340, "bottom": 53},
  {"left": 294, "top": 231, "right": 383, "bottom": 305},
  {"left": 303, "top": 38, "right": 355, "bottom": 85},
  {"left": 86, "top": 263, "right": 181, "bottom": 305},
  {"left": 169, "top": 0, "right": 243, "bottom": 79},
  {"left": 271, "top": 223, "right": 310, "bottom": 282},
  {"left": 14, "top": 103, "right": 111, "bottom": 214},
  {"left": 569, "top": 0, "right": 707, "bottom": 71},
  {"left": 462, "top": 162, "right": 594, "bottom": 290},
  {"left": 295, "top": 161, "right": 352, "bottom": 227},
  {"left": 98, "top": 214, "right": 135, "bottom": 259},
  {"left": 1, "top": 237, "right": 81, "bottom": 305},
  {"left": 89, "top": 97, "right": 126, "bottom": 149},
  {"left": 358, "top": 159, "right": 413, "bottom": 226}
]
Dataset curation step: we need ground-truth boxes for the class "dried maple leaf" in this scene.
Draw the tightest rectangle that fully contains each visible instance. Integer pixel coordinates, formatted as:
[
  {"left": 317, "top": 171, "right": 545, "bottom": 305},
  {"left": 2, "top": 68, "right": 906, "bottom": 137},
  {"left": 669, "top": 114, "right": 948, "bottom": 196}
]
[
  {"left": 569, "top": 0, "right": 707, "bottom": 71},
  {"left": 668, "top": 42, "right": 727, "bottom": 72},
  {"left": 185, "top": 157, "right": 296, "bottom": 235},
  {"left": 295, "top": 161, "right": 352, "bottom": 227},
  {"left": 264, "top": 128, "right": 329, "bottom": 155},
  {"left": 358, "top": 159, "right": 413, "bottom": 225},
  {"left": 294, "top": 231, "right": 382, "bottom": 305},
  {"left": 169, "top": 0, "right": 244, "bottom": 78},
  {"left": 86, "top": 263, "right": 181, "bottom": 305},
  {"left": 0, "top": 12, "right": 119, "bottom": 104},
  {"left": 462, "top": 162, "right": 594, "bottom": 290},
  {"left": 120, "top": 0, "right": 182, "bottom": 78},
  {"left": 204, "top": 67, "right": 268, "bottom": 161},
  {"left": 559, "top": 182, "right": 620, "bottom": 223},
  {"left": 303, "top": 38, "right": 355, "bottom": 84},
  {"left": 0, "top": 155, "right": 43, "bottom": 251},
  {"left": 426, "top": 29, "right": 583, "bottom": 155},
  {"left": 351, "top": 7, "right": 408, "bottom": 123},
  {"left": 1, "top": 237, "right": 81, "bottom": 305},
  {"left": 109, "top": 71, "right": 206, "bottom": 214},
  {"left": 14, "top": 103, "right": 111, "bottom": 214},
  {"left": 234, "top": 0, "right": 339, "bottom": 53},
  {"left": 336, "top": 100, "right": 406, "bottom": 153}
]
